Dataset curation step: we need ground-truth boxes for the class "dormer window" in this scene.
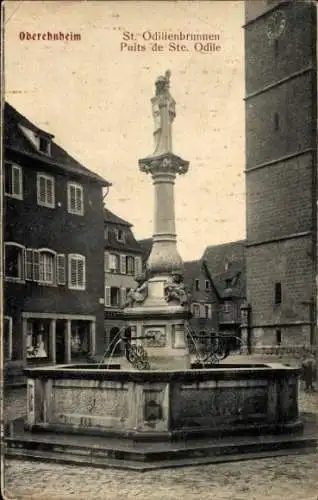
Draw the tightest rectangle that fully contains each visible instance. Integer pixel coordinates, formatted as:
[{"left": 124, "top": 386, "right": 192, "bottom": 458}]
[
  {"left": 19, "top": 125, "right": 52, "bottom": 156},
  {"left": 116, "top": 228, "right": 125, "bottom": 242},
  {"left": 225, "top": 278, "right": 232, "bottom": 289},
  {"left": 39, "top": 136, "right": 51, "bottom": 155}
]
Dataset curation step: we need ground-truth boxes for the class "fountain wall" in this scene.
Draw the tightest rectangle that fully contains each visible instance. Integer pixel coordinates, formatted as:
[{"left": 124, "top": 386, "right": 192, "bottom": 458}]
[{"left": 25, "top": 364, "right": 301, "bottom": 440}]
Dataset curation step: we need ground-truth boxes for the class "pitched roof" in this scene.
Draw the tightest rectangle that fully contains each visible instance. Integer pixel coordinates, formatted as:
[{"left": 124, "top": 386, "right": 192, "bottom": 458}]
[
  {"left": 202, "top": 240, "right": 246, "bottom": 300},
  {"left": 104, "top": 208, "right": 141, "bottom": 253},
  {"left": 104, "top": 208, "right": 132, "bottom": 227},
  {"left": 202, "top": 240, "right": 246, "bottom": 277},
  {"left": 137, "top": 238, "right": 153, "bottom": 262},
  {"left": 213, "top": 262, "right": 246, "bottom": 299},
  {"left": 4, "top": 102, "right": 110, "bottom": 186},
  {"left": 183, "top": 260, "right": 202, "bottom": 284}
]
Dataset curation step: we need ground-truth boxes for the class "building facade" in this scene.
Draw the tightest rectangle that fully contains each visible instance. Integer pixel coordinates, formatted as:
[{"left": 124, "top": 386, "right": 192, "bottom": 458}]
[
  {"left": 203, "top": 240, "right": 246, "bottom": 348},
  {"left": 244, "top": 0, "right": 317, "bottom": 350},
  {"left": 104, "top": 209, "right": 143, "bottom": 355},
  {"left": 3, "top": 102, "right": 110, "bottom": 382},
  {"left": 183, "top": 259, "right": 219, "bottom": 352}
]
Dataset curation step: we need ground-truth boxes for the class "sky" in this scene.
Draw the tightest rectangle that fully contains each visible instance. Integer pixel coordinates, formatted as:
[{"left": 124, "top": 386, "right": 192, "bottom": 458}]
[{"left": 4, "top": 0, "right": 245, "bottom": 261}]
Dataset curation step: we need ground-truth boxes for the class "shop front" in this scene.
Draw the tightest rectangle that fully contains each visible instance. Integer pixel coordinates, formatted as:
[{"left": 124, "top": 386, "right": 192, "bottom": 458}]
[{"left": 22, "top": 313, "right": 96, "bottom": 365}]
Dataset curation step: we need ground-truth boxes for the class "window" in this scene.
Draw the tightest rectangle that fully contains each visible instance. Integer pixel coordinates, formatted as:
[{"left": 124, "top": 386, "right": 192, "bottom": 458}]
[
  {"left": 126, "top": 256, "right": 135, "bottom": 275},
  {"left": 37, "top": 173, "right": 55, "bottom": 208},
  {"left": 274, "top": 39, "right": 279, "bottom": 58},
  {"left": 26, "top": 320, "right": 49, "bottom": 359},
  {"left": 115, "top": 228, "right": 125, "bottom": 242},
  {"left": 39, "top": 136, "right": 51, "bottom": 155},
  {"left": 195, "top": 279, "right": 200, "bottom": 291},
  {"left": 4, "top": 243, "right": 25, "bottom": 280},
  {"left": 222, "top": 301, "right": 232, "bottom": 313},
  {"left": 110, "top": 287, "right": 120, "bottom": 307},
  {"left": 109, "top": 253, "right": 120, "bottom": 273},
  {"left": 192, "top": 304, "right": 200, "bottom": 318},
  {"left": 205, "top": 304, "right": 210, "bottom": 319},
  {"left": 274, "top": 112, "right": 280, "bottom": 131},
  {"left": 69, "top": 254, "right": 86, "bottom": 290},
  {"left": 71, "top": 321, "right": 89, "bottom": 358},
  {"left": 67, "top": 182, "right": 84, "bottom": 215},
  {"left": 275, "top": 282, "right": 282, "bottom": 304},
  {"left": 225, "top": 278, "right": 232, "bottom": 289},
  {"left": 39, "top": 250, "right": 56, "bottom": 284},
  {"left": 205, "top": 280, "right": 210, "bottom": 291},
  {"left": 276, "top": 329, "right": 282, "bottom": 346},
  {"left": 5, "top": 162, "right": 23, "bottom": 199},
  {"left": 4, "top": 317, "right": 12, "bottom": 361},
  {"left": 104, "top": 227, "right": 109, "bottom": 240}
]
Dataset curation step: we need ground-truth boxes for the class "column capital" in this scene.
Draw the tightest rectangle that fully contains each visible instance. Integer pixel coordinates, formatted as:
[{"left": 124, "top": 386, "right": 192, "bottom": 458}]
[{"left": 139, "top": 152, "right": 189, "bottom": 177}]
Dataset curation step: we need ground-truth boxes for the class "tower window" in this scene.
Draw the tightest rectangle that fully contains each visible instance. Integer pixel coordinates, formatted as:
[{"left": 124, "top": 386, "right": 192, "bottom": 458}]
[
  {"left": 274, "top": 112, "right": 280, "bottom": 131},
  {"left": 195, "top": 279, "right": 200, "bottom": 291},
  {"left": 274, "top": 39, "right": 279, "bottom": 58},
  {"left": 275, "top": 282, "right": 282, "bottom": 304},
  {"left": 276, "top": 329, "right": 282, "bottom": 345}
]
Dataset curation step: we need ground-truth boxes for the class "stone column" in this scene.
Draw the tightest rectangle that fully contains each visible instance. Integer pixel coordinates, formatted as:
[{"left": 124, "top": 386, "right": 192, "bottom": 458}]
[
  {"left": 139, "top": 71, "right": 189, "bottom": 276},
  {"left": 22, "top": 317, "right": 28, "bottom": 362},
  {"left": 49, "top": 319, "right": 56, "bottom": 364},
  {"left": 89, "top": 320, "right": 96, "bottom": 356},
  {"left": 65, "top": 319, "right": 72, "bottom": 363}
]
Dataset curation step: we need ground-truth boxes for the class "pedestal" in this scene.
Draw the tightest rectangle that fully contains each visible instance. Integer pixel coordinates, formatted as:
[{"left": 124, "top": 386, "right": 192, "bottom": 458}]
[{"left": 124, "top": 277, "right": 190, "bottom": 370}]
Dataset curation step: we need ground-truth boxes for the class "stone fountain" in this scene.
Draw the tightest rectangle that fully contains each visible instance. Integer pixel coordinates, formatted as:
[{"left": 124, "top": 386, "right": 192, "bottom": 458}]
[{"left": 5, "top": 72, "right": 316, "bottom": 470}]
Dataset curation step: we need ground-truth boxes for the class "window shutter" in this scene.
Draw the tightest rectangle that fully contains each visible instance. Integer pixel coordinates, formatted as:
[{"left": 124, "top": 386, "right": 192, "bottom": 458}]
[
  {"left": 69, "top": 184, "right": 76, "bottom": 211},
  {"left": 38, "top": 176, "right": 46, "bottom": 203},
  {"left": 4, "top": 163, "right": 12, "bottom": 194},
  {"left": 78, "top": 258, "right": 85, "bottom": 288},
  {"left": 33, "top": 250, "right": 40, "bottom": 281},
  {"left": 120, "top": 287, "right": 127, "bottom": 307},
  {"left": 120, "top": 254, "right": 126, "bottom": 274},
  {"left": 104, "top": 252, "right": 110, "bottom": 272},
  {"left": 25, "top": 249, "right": 33, "bottom": 280},
  {"left": 47, "top": 178, "right": 53, "bottom": 205},
  {"left": 105, "top": 286, "right": 111, "bottom": 306},
  {"left": 57, "top": 254, "right": 66, "bottom": 285},
  {"left": 135, "top": 256, "right": 142, "bottom": 276},
  {"left": 76, "top": 186, "right": 83, "bottom": 213}
]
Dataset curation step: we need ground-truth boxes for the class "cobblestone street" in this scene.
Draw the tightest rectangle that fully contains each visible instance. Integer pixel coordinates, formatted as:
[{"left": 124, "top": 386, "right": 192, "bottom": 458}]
[{"left": 2, "top": 381, "right": 318, "bottom": 500}]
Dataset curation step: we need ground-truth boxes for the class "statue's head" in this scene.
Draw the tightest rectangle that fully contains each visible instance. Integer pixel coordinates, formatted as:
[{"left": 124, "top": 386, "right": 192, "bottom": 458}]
[
  {"left": 155, "top": 70, "right": 171, "bottom": 95},
  {"left": 135, "top": 272, "right": 146, "bottom": 284}
]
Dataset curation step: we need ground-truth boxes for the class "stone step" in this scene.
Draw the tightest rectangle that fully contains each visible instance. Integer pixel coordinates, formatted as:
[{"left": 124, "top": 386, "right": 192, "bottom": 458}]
[
  {"left": 5, "top": 423, "right": 317, "bottom": 471},
  {"left": 5, "top": 443, "right": 317, "bottom": 472}
]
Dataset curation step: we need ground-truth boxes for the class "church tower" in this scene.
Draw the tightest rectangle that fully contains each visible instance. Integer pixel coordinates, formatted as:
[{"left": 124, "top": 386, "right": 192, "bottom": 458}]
[{"left": 244, "top": 0, "right": 317, "bottom": 350}]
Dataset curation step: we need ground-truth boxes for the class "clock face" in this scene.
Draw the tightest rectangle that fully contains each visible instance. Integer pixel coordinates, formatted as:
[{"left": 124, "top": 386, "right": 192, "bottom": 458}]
[{"left": 266, "top": 10, "right": 286, "bottom": 40}]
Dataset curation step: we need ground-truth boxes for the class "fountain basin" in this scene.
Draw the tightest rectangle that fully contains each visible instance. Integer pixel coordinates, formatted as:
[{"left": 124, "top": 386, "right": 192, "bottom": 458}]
[{"left": 24, "top": 363, "right": 302, "bottom": 440}]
